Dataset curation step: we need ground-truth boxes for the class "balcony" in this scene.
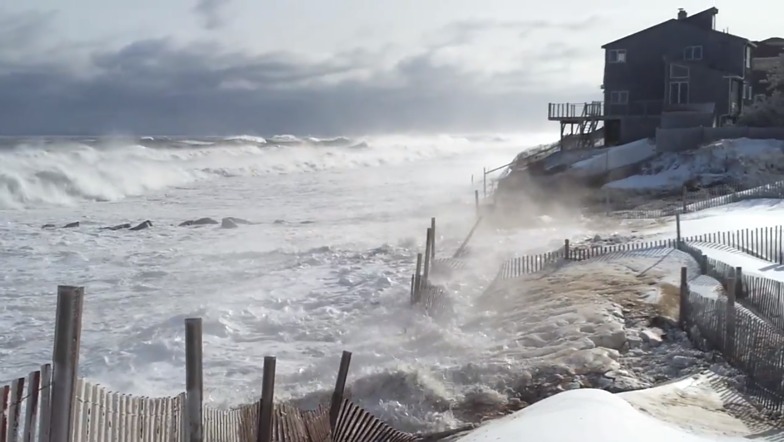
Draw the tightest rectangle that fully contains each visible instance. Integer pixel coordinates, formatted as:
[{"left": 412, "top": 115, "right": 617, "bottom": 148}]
[
  {"left": 547, "top": 102, "right": 604, "bottom": 122},
  {"left": 548, "top": 100, "right": 666, "bottom": 121}
]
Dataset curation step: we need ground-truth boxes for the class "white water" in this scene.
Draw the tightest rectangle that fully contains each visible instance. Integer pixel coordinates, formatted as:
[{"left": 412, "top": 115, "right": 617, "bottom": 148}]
[{"left": 0, "top": 132, "right": 596, "bottom": 431}]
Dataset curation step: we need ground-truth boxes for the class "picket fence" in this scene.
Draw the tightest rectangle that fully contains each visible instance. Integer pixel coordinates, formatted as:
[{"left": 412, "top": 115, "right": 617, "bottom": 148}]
[
  {"left": 609, "top": 179, "right": 784, "bottom": 219},
  {"left": 0, "top": 288, "right": 468, "bottom": 442}
]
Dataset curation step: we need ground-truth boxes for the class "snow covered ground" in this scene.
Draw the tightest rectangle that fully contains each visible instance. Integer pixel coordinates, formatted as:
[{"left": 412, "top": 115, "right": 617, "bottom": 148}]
[
  {"left": 454, "top": 197, "right": 784, "bottom": 440},
  {"left": 569, "top": 138, "right": 656, "bottom": 177},
  {"left": 457, "top": 372, "right": 778, "bottom": 441},
  {"left": 604, "top": 138, "right": 784, "bottom": 192}
]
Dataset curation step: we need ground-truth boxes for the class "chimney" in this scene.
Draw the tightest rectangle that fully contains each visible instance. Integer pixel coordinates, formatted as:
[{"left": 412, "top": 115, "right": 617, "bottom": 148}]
[{"left": 677, "top": 8, "right": 687, "bottom": 20}]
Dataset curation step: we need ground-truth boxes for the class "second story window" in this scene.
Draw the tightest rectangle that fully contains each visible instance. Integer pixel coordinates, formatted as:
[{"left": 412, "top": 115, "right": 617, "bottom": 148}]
[
  {"left": 609, "top": 90, "right": 629, "bottom": 104},
  {"left": 608, "top": 49, "right": 627, "bottom": 63},
  {"left": 684, "top": 45, "right": 703, "bottom": 61}
]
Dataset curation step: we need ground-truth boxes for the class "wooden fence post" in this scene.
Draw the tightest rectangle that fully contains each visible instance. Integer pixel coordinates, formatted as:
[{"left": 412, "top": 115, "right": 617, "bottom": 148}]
[
  {"left": 675, "top": 213, "right": 681, "bottom": 248},
  {"left": 49, "top": 285, "right": 84, "bottom": 442},
  {"left": 734, "top": 267, "right": 743, "bottom": 299},
  {"left": 329, "top": 351, "right": 352, "bottom": 431},
  {"left": 423, "top": 228, "right": 432, "bottom": 285},
  {"left": 679, "top": 267, "right": 688, "bottom": 329},
  {"left": 409, "top": 275, "right": 416, "bottom": 305},
  {"left": 699, "top": 254, "right": 708, "bottom": 275},
  {"left": 726, "top": 277, "right": 737, "bottom": 361},
  {"left": 430, "top": 218, "right": 436, "bottom": 260},
  {"left": 414, "top": 253, "right": 423, "bottom": 304},
  {"left": 256, "top": 356, "right": 276, "bottom": 442},
  {"left": 474, "top": 190, "right": 480, "bottom": 217},
  {"left": 185, "top": 318, "right": 204, "bottom": 442},
  {"left": 564, "top": 239, "right": 570, "bottom": 260}
]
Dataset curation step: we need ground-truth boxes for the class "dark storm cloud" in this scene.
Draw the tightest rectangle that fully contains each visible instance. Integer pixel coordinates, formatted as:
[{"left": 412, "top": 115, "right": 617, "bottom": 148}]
[
  {"left": 0, "top": 22, "right": 599, "bottom": 136},
  {"left": 193, "top": 0, "right": 231, "bottom": 30}
]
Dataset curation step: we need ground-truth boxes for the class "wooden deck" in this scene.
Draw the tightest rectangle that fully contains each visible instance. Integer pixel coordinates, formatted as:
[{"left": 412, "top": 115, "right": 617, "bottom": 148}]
[{"left": 548, "top": 102, "right": 604, "bottom": 122}]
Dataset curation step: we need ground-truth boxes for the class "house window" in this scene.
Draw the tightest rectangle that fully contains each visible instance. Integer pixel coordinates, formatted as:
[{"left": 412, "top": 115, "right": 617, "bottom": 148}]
[
  {"left": 609, "top": 90, "right": 629, "bottom": 104},
  {"left": 670, "top": 64, "right": 690, "bottom": 79},
  {"left": 684, "top": 45, "right": 703, "bottom": 61},
  {"left": 608, "top": 49, "right": 627, "bottom": 63},
  {"left": 669, "top": 81, "right": 689, "bottom": 104}
]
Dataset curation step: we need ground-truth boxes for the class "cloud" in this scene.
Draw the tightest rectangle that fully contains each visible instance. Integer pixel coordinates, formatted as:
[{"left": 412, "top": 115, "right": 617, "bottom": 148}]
[
  {"left": 435, "top": 16, "right": 602, "bottom": 47},
  {"left": 0, "top": 19, "right": 601, "bottom": 136},
  {"left": 193, "top": 0, "right": 231, "bottom": 30}
]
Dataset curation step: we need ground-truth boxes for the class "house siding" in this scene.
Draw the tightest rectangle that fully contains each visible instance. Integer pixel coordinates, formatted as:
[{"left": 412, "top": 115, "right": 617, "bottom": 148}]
[{"left": 603, "top": 20, "right": 748, "bottom": 119}]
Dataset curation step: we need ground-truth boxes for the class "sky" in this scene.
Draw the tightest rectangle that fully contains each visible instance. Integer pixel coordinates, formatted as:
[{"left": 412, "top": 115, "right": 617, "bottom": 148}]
[{"left": 0, "top": 0, "right": 781, "bottom": 136}]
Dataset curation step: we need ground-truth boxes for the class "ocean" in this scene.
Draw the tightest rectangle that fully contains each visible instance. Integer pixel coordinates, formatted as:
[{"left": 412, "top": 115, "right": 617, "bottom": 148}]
[{"left": 0, "top": 133, "right": 592, "bottom": 431}]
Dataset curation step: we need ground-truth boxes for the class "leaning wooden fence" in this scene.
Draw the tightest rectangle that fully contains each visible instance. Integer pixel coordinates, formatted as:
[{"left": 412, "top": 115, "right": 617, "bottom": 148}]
[{"left": 1, "top": 287, "right": 473, "bottom": 442}]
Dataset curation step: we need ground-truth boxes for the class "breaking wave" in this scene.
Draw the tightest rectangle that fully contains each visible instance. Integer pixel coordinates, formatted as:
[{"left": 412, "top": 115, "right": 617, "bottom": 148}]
[{"left": 0, "top": 134, "right": 544, "bottom": 209}]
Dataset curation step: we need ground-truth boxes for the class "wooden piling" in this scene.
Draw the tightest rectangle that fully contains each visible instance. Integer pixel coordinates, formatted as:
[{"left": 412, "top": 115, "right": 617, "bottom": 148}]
[
  {"left": 474, "top": 190, "right": 479, "bottom": 217},
  {"left": 185, "top": 318, "right": 204, "bottom": 442},
  {"left": 423, "top": 228, "right": 432, "bottom": 285},
  {"left": 409, "top": 275, "right": 416, "bottom": 305},
  {"left": 330, "top": 351, "right": 352, "bottom": 430},
  {"left": 49, "top": 285, "right": 84, "bottom": 442},
  {"left": 735, "top": 267, "right": 743, "bottom": 299},
  {"left": 675, "top": 214, "right": 681, "bottom": 248},
  {"left": 430, "top": 217, "right": 436, "bottom": 260},
  {"left": 564, "top": 239, "right": 570, "bottom": 260},
  {"left": 726, "top": 277, "right": 737, "bottom": 360},
  {"left": 257, "top": 356, "right": 276, "bottom": 442},
  {"left": 414, "top": 253, "right": 423, "bottom": 303},
  {"left": 679, "top": 267, "right": 688, "bottom": 329}
]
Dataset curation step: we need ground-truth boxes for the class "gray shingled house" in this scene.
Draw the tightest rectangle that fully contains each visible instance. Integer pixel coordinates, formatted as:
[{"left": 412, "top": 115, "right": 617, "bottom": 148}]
[{"left": 549, "top": 7, "right": 755, "bottom": 147}]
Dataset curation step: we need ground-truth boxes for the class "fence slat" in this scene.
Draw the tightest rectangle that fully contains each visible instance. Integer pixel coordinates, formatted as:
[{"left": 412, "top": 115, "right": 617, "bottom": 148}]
[
  {"left": 8, "top": 377, "right": 25, "bottom": 442},
  {"left": 36, "top": 364, "right": 51, "bottom": 442},
  {"left": 22, "top": 370, "right": 41, "bottom": 442}
]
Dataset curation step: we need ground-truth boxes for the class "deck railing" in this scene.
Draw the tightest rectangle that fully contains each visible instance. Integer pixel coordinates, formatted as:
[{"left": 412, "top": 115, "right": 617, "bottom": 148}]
[{"left": 547, "top": 102, "right": 604, "bottom": 120}]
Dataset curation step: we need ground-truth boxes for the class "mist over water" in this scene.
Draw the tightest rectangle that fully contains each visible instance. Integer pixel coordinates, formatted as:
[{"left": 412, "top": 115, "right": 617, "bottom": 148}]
[{"left": 0, "top": 132, "right": 582, "bottom": 431}]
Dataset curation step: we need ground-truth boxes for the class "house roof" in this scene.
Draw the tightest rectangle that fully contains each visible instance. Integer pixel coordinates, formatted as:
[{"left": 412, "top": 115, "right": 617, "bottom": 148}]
[
  {"left": 601, "top": 7, "right": 750, "bottom": 49},
  {"left": 756, "top": 37, "right": 784, "bottom": 46}
]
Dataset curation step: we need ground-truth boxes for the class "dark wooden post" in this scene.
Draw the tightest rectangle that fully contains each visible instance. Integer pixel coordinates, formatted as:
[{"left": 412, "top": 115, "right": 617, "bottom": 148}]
[
  {"left": 49, "top": 285, "right": 84, "bottom": 442},
  {"left": 423, "top": 228, "right": 432, "bottom": 285},
  {"left": 185, "top": 318, "right": 204, "bottom": 442},
  {"left": 735, "top": 267, "right": 743, "bottom": 299},
  {"left": 679, "top": 267, "right": 688, "bottom": 329},
  {"left": 675, "top": 213, "right": 681, "bottom": 249},
  {"left": 257, "top": 356, "right": 276, "bottom": 442},
  {"left": 474, "top": 190, "right": 480, "bottom": 217},
  {"left": 726, "top": 277, "right": 737, "bottom": 361},
  {"left": 409, "top": 274, "right": 416, "bottom": 305},
  {"left": 564, "top": 239, "right": 570, "bottom": 260},
  {"left": 699, "top": 254, "right": 708, "bottom": 275},
  {"left": 329, "top": 351, "right": 352, "bottom": 431},
  {"left": 430, "top": 217, "right": 436, "bottom": 260},
  {"left": 414, "top": 253, "right": 423, "bottom": 304}
]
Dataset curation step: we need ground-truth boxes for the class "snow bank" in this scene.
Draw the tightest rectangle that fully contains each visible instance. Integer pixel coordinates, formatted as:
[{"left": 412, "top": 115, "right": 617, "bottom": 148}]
[
  {"left": 457, "top": 383, "right": 752, "bottom": 442},
  {"left": 570, "top": 138, "right": 655, "bottom": 176},
  {"left": 605, "top": 138, "right": 784, "bottom": 192}
]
